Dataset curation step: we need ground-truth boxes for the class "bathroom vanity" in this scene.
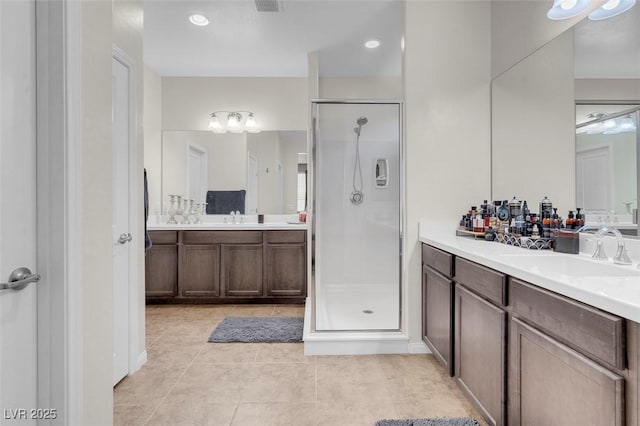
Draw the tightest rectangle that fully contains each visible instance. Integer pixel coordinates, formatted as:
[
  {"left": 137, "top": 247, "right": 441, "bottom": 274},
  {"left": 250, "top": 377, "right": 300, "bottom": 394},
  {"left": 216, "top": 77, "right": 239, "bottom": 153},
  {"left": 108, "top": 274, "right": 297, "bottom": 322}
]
[
  {"left": 146, "top": 223, "right": 307, "bottom": 303},
  {"left": 420, "top": 222, "right": 640, "bottom": 426}
]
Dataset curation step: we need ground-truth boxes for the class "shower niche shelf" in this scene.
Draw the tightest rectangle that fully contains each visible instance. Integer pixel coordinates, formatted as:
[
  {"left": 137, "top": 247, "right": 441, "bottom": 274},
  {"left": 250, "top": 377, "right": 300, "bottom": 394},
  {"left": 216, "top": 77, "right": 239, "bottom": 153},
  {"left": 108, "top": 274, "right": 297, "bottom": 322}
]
[{"left": 375, "top": 158, "right": 389, "bottom": 188}]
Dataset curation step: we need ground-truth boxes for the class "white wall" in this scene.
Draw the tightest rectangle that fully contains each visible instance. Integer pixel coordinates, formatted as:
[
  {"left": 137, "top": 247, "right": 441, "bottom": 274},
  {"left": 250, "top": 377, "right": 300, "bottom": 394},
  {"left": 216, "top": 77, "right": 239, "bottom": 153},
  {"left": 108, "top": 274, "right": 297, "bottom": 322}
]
[
  {"left": 144, "top": 66, "right": 162, "bottom": 216},
  {"left": 162, "top": 77, "right": 308, "bottom": 131},
  {"left": 491, "top": 0, "right": 607, "bottom": 78},
  {"left": 575, "top": 79, "right": 640, "bottom": 101},
  {"left": 492, "top": 31, "right": 576, "bottom": 215},
  {"left": 319, "top": 77, "right": 403, "bottom": 99},
  {"left": 404, "top": 1, "right": 492, "bottom": 345}
]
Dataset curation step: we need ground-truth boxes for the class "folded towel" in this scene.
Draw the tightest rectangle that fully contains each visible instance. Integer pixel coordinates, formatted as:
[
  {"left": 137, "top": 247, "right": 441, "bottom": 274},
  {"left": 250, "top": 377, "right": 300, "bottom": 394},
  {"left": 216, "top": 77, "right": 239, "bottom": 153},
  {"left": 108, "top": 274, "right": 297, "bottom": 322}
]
[{"left": 206, "top": 190, "right": 246, "bottom": 215}]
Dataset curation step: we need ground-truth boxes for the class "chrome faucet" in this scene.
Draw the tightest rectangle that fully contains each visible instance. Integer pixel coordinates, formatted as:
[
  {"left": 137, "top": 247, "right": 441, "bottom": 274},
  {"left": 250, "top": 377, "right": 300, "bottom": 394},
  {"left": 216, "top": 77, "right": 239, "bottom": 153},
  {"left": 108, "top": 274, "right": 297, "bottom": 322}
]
[{"left": 578, "top": 224, "right": 633, "bottom": 265}]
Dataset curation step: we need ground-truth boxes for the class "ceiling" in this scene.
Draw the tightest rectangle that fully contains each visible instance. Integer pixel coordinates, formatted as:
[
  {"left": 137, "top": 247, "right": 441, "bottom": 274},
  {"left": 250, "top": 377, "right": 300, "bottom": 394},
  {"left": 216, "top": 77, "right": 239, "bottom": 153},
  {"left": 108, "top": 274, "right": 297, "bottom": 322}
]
[
  {"left": 143, "top": 0, "right": 403, "bottom": 77},
  {"left": 144, "top": 0, "right": 639, "bottom": 79}
]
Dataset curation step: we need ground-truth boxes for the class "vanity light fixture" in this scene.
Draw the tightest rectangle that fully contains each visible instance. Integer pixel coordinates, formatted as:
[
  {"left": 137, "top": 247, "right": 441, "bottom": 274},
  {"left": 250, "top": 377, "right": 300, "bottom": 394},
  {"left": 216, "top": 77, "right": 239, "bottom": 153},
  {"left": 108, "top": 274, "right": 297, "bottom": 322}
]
[
  {"left": 208, "top": 111, "right": 261, "bottom": 134},
  {"left": 189, "top": 14, "right": 210, "bottom": 26},
  {"left": 364, "top": 39, "right": 381, "bottom": 49},
  {"left": 588, "top": 0, "right": 636, "bottom": 20},
  {"left": 547, "top": 0, "right": 591, "bottom": 19}
]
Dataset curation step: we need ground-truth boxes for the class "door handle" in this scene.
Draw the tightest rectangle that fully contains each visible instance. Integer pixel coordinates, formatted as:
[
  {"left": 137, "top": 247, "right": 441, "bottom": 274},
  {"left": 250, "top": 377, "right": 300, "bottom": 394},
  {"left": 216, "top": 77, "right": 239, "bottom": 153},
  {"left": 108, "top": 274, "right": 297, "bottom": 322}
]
[
  {"left": 118, "top": 233, "right": 132, "bottom": 244},
  {"left": 0, "top": 267, "right": 40, "bottom": 291}
]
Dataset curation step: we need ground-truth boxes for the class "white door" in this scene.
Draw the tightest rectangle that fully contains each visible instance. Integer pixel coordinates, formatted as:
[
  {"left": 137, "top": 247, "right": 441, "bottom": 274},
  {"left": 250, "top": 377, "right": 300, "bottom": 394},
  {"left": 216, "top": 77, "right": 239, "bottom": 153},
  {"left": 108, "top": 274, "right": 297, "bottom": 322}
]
[
  {"left": 112, "top": 56, "right": 132, "bottom": 385},
  {"left": 247, "top": 153, "right": 258, "bottom": 214},
  {"left": 187, "top": 144, "right": 207, "bottom": 203},
  {"left": 0, "top": 0, "right": 40, "bottom": 422},
  {"left": 577, "top": 146, "right": 613, "bottom": 212}
]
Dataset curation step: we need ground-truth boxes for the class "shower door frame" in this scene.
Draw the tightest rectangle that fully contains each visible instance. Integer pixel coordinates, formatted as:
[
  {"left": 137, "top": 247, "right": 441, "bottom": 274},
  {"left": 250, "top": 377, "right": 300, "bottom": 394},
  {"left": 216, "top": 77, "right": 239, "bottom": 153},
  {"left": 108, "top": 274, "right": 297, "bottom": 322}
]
[{"left": 310, "top": 99, "right": 405, "bottom": 333}]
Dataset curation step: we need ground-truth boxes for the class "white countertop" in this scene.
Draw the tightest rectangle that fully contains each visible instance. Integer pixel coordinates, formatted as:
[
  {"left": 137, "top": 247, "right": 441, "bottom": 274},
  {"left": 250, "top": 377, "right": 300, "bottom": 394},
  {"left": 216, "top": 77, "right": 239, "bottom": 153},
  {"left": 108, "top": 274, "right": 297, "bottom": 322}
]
[
  {"left": 149, "top": 222, "right": 307, "bottom": 231},
  {"left": 419, "top": 222, "right": 640, "bottom": 323}
]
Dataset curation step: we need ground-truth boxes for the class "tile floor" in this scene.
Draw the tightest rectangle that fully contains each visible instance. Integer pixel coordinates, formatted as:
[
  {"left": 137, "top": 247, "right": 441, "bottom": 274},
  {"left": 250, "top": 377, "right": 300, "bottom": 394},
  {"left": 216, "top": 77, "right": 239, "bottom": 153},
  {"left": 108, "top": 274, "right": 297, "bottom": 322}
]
[{"left": 114, "top": 304, "right": 485, "bottom": 426}]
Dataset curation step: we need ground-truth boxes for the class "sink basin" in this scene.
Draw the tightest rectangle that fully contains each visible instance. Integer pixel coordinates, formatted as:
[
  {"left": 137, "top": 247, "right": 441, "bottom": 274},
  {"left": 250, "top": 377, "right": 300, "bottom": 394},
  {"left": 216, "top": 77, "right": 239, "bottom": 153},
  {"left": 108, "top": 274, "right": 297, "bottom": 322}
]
[{"left": 497, "top": 253, "right": 640, "bottom": 278}]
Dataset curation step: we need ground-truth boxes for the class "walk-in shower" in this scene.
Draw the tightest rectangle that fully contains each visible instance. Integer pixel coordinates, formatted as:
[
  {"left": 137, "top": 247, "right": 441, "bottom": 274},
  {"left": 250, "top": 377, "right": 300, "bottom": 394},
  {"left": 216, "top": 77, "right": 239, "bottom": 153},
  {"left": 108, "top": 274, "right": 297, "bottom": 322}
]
[{"left": 311, "top": 101, "right": 402, "bottom": 333}]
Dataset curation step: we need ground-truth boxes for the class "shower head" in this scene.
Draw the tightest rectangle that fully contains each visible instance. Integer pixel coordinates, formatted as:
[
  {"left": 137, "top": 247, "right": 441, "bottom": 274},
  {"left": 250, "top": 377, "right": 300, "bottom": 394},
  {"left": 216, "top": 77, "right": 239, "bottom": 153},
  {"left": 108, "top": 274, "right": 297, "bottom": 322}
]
[{"left": 354, "top": 116, "right": 368, "bottom": 135}]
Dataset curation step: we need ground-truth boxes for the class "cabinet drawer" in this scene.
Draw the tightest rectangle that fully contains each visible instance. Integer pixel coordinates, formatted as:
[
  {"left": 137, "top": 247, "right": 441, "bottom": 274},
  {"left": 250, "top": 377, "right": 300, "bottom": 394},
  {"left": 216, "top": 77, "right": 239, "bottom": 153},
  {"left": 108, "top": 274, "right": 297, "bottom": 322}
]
[
  {"left": 266, "top": 230, "right": 306, "bottom": 244},
  {"left": 181, "top": 231, "right": 263, "bottom": 245},
  {"left": 149, "top": 230, "right": 178, "bottom": 245},
  {"left": 510, "top": 278, "right": 625, "bottom": 370},
  {"left": 455, "top": 257, "right": 506, "bottom": 306},
  {"left": 422, "top": 244, "right": 453, "bottom": 278}
]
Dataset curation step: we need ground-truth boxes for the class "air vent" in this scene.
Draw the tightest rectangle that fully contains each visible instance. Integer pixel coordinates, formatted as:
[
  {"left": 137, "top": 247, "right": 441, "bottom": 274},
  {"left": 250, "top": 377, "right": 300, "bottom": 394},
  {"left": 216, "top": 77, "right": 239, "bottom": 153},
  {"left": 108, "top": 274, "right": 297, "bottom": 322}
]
[{"left": 254, "top": 0, "right": 280, "bottom": 12}]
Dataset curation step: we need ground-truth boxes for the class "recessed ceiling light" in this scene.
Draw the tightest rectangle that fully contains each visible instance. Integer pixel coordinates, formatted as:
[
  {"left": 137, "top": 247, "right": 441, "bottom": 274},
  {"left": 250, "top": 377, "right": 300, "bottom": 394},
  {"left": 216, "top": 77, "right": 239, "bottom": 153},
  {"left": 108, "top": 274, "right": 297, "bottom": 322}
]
[
  {"left": 364, "top": 39, "right": 380, "bottom": 49},
  {"left": 189, "top": 14, "right": 210, "bottom": 26}
]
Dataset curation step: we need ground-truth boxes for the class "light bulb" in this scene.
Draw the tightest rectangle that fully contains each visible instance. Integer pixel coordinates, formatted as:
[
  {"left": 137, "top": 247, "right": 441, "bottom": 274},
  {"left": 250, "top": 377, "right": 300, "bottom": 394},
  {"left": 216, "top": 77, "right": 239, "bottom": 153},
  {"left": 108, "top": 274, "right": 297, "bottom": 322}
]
[
  {"left": 245, "top": 113, "right": 257, "bottom": 128},
  {"left": 227, "top": 113, "right": 241, "bottom": 128},
  {"left": 603, "top": 118, "right": 617, "bottom": 130},
  {"left": 208, "top": 113, "right": 222, "bottom": 130},
  {"left": 602, "top": 0, "right": 621, "bottom": 10},
  {"left": 560, "top": 0, "right": 578, "bottom": 10},
  {"left": 364, "top": 39, "right": 380, "bottom": 49},
  {"left": 189, "top": 14, "right": 209, "bottom": 26}
]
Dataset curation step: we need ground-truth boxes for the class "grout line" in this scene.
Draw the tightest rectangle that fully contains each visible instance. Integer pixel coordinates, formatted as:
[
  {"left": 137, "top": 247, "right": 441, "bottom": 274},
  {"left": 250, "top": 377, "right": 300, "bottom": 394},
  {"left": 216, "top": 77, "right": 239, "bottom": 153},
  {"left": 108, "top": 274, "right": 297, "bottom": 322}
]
[
  {"left": 142, "top": 340, "right": 208, "bottom": 425},
  {"left": 228, "top": 403, "right": 240, "bottom": 426}
]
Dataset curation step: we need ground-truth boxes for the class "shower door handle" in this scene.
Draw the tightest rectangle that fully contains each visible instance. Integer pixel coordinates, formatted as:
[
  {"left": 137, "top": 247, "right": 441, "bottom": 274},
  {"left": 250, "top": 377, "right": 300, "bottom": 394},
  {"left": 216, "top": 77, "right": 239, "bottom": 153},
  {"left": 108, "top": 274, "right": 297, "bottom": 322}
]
[{"left": 0, "top": 267, "right": 40, "bottom": 291}]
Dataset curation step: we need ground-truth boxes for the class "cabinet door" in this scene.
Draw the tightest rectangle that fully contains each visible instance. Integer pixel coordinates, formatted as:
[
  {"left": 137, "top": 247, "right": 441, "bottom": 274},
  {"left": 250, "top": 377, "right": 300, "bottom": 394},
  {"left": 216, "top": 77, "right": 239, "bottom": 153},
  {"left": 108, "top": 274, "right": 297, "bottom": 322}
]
[
  {"left": 221, "top": 244, "right": 263, "bottom": 297},
  {"left": 422, "top": 265, "right": 453, "bottom": 376},
  {"left": 145, "top": 245, "right": 178, "bottom": 297},
  {"left": 509, "top": 317, "right": 624, "bottom": 426},
  {"left": 181, "top": 245, "right": 221, "bottom": 297},
  {"left": 455, "top": 284, "right": 506, "bottom": 426},
  {"left": 266, "top": 244, "right": 306, "bottom": 297}
]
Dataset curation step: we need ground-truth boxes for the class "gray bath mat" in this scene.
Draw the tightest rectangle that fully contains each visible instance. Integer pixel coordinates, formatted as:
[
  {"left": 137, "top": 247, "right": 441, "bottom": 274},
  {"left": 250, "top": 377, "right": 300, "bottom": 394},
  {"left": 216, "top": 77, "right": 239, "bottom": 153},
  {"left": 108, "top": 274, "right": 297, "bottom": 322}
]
[
  {"left": 375, "top": 418, "right": 480, "bottom": 426},
  {"left": 208, "top": 317, "right": 303, "bottom": 343}
]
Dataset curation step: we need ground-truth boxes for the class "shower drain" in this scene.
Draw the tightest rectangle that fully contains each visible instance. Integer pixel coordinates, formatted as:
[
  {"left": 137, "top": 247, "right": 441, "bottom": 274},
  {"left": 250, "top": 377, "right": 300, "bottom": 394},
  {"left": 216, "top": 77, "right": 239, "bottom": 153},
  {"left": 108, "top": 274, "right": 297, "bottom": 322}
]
[{"left": 362, "top": 310, "right": 374, "bottom": 314}]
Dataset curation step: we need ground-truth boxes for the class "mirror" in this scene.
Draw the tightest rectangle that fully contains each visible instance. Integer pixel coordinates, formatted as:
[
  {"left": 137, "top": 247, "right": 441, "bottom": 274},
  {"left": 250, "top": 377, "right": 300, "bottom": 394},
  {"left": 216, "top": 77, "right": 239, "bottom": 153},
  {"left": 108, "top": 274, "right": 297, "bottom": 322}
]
[
  {"left": 491, "top": 5, "right": 640, "bottom": 224},
  {"left": 161, "top": 130, "right": 307, "bottom": 215}
]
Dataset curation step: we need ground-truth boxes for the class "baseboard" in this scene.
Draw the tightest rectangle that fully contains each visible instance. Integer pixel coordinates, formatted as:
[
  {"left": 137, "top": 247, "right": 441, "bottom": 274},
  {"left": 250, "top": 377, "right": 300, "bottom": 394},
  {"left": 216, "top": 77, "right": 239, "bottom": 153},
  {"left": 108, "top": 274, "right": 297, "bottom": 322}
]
[
  {"left": 137, "top": 350, "right": 147, "bottom": 369},
  {"left": 408, "top": 341, "right": 430, "bottom": 354}
]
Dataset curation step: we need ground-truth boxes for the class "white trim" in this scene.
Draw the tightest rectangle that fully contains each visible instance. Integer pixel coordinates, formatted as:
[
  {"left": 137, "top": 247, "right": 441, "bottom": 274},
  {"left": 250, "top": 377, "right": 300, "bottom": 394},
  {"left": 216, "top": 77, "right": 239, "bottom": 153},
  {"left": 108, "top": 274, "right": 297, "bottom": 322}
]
[
  {"left": 65, "top": 1, "right": 84, "bottom": 423},
  {"left": 137, "top": 350, "right": 148, "bottom": 369},
  {"left": 112, "top": 46, "right": 141, "bottom": 379},
  {"left": 35, "top": 0, "right": 83, "bottom": 423},
  {"left": 408, "top": 342, "right": 430, "bottom": 354}
]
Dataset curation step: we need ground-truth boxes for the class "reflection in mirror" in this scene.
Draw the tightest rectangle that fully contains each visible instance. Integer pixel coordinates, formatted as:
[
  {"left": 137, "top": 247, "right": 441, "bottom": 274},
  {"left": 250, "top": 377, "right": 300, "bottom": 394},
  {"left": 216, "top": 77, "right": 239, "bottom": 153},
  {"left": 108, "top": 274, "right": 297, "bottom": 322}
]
[
  {"left": 161, "top": 130, "right": 307, "bottom": 215},
  {"left": 575, "top": 105, "right": 639, "bottom": 218}
]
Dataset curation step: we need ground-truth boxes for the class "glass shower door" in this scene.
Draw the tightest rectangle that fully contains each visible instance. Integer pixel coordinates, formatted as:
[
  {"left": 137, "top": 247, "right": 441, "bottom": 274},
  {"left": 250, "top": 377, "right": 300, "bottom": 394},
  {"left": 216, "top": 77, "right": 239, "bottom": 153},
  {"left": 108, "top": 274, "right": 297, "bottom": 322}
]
[{"left": 313, "top": 101, "right": 402, "bottom": 331}]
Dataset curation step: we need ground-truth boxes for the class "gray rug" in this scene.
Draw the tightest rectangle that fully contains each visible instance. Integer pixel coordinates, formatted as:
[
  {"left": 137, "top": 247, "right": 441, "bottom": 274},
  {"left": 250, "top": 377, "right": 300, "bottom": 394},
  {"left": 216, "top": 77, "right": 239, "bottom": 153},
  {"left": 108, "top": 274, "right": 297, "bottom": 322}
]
[
  {"left": 375, "top": 418, "right": 480, "bottom": 426},
  {"left": 208, "top": 317, "right": 303, "bottom": 343}
]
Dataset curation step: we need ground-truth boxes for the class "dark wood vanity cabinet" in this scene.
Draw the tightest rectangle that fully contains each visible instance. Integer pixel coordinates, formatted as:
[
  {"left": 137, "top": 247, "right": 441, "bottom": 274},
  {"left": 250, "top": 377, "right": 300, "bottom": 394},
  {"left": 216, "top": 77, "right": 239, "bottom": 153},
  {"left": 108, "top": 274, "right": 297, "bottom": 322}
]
[
  {"left": 146, "top": 229, "right": 306, "bottom": 303},
  {"left": 180, "top": 245, "right": 221, "bottom": 297},
  {"left": 222, "top": 244, "right": 263, "bottom": 297},
  {"left": 454, "top": 258, "right": 507, "bottom": 426},
  {"left": 421, "top": 244, "right": 455, "bottom": 376},
  {"left": 420, "top": 242, "right": 639, "bottom": 426},
  {"left": 266, "top": 231, "right": 306, "bottom": 297},
  {"left": 145, "top": 231, "right": 178, "bottom": 298},
  {"left": 509, "top": 278, "right": 626, "bottom": 426}
]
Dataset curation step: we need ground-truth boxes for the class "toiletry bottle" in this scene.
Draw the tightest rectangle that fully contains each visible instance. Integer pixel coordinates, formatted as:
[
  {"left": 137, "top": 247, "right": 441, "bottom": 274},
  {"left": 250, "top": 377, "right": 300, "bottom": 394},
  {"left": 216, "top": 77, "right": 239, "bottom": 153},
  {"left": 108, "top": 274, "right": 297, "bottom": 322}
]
[
  {"left": 575, "top": 208, "right": 584, "bottom": 228},
  {"left": 508, "top": 196, "right": 521, "bottom": 220},
  {"left": 497, "top": 200, "right": 510, "bottom": 222},
  {"left": 566, "top": 210, "right": 575, "bottom": 229},
  {"left": 522, "top": 200, "right": 530, "bottom": 218},
  {"left": 539, "top": 196, "right": 553, "bottom": 218},
  {"left": 542, "top": 211, "right": 551, "bottom": 238},
  {"left": 551, "top": 208, "right": 558, "bottom": 226}
]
